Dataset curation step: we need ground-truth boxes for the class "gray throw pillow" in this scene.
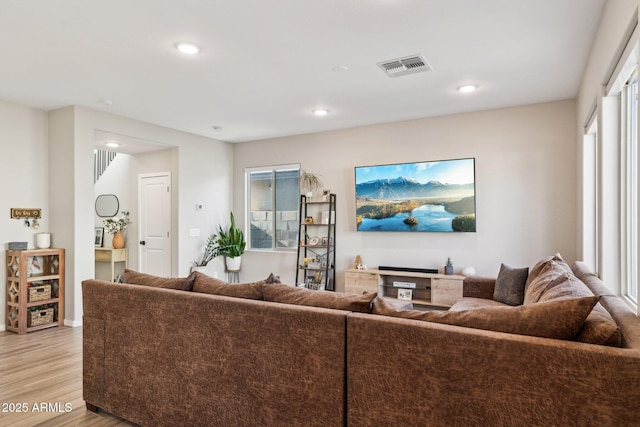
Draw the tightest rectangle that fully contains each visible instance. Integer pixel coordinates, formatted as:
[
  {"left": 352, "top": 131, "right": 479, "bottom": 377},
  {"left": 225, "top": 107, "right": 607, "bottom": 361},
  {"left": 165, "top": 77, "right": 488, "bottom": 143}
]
[{"left": 493, "top": 263, "right": 528, "bottom": 306}]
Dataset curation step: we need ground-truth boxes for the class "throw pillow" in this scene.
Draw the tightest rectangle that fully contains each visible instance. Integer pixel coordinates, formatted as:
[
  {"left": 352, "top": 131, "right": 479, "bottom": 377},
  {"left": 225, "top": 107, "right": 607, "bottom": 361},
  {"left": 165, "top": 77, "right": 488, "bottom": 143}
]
[
  {"left": 124, "top": 269, "right": 196, "bottom": 291},
  {"left": 192, "top": 272, "right": 264, "bottom": 300},
  {"left": 262, "top": 283, "right": 376, "bottom": 313},
  {"left": 264, "top": 273, "right": 282, "bottom": 284},
  {"left": 493, "top": 263, "right": 528, "bottom": 306},
  {"left": 524, "top": 259, "right": 594, "bottom": 305},
  {"left": 524, "top": 253, "right": 572, "bottom": 293},
  {"left": 372, "top": 295, "right": 598, "bottom": 341}
]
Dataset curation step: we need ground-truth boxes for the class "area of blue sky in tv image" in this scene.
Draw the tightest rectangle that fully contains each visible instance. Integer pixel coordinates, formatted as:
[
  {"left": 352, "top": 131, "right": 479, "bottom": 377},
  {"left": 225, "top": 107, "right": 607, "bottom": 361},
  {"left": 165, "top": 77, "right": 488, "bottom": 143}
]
[{"left": 355, "top": 158, "right": 474, "bottom": 185}]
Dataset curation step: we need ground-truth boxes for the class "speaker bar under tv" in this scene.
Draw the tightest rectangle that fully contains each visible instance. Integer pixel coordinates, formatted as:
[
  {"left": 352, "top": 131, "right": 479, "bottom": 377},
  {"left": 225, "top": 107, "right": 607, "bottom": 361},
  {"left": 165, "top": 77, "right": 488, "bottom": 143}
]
[{"left": 378, "top": 266, "right": 439, "bottom": 274}]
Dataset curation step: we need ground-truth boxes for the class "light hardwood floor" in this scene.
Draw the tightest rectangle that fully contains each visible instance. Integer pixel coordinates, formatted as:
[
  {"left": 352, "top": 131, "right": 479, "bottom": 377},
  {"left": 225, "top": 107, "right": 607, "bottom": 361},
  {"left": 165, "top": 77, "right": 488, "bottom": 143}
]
[{"left": 0, "top": 326, "right": 135, "bottom": 426}]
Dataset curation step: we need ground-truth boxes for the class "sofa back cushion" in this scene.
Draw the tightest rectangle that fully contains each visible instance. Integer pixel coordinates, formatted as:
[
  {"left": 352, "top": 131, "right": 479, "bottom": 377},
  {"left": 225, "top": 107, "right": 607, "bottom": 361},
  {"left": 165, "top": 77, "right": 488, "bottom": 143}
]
[
  {"left": 520, "top": 257, "right": 621, "bottom": 346},
  {"left": 192, "top": 272, "right": 264, "bottom": 300},
  {"left": 524, "top": 259, "right": 592, "bottom": 304},
  {"left": 124, "top": 269, "right": 196, "bottom": 291},
  {"left": 373, "top": 296, "right": 598, "bottom": 340},
  {"left": 577, "top": 302, "right": 622, "bottom": 347},
  {"left": 262, "top": 283, "right": 376, "bottom": 313},
  {"left": 524, "top": 253, "right": 572, "bottom": 291}
]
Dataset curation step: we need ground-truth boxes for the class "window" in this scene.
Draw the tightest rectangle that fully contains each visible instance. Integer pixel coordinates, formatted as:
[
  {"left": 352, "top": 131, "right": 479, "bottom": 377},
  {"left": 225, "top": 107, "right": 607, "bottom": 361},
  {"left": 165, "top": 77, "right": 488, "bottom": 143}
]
[
  {"left": 246, "top": 165, "right": 300, "bottom": 250},
  {"left": 590, "top": 21, "right": 639, "bottom": 312},
  {"left": 582, "top": 116, "right": 598, "bottom": 273},
  {"left": 621, "top": 68, "right": 638, "bottom": 305}
]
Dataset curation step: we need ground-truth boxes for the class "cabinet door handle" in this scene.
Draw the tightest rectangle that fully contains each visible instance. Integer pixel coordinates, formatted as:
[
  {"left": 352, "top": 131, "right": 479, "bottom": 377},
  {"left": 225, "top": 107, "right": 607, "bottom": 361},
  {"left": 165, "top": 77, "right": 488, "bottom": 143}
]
[{"left": 139, "top": 241, "right": 146, "bottom": 245}]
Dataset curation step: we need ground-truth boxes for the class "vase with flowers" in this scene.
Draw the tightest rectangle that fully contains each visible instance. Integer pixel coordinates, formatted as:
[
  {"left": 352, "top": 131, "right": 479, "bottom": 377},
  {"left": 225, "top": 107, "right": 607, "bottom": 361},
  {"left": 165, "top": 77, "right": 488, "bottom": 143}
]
[{"left": 103, "top": 210, "right": 132, "bottom": 249}]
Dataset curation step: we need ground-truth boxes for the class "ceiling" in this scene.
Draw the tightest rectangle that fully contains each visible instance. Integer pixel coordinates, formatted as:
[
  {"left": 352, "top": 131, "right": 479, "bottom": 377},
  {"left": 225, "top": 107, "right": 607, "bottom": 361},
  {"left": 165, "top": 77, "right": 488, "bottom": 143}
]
[{"left": 0, "top": 0, "right": 606, "bottom": 144}]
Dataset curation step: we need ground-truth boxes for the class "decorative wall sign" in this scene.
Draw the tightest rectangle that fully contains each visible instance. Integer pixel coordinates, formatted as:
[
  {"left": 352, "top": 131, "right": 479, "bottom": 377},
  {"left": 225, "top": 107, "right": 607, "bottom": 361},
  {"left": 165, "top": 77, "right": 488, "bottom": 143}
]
[{"left": 10, "top": 208, "right": 41, "bottom": 219}]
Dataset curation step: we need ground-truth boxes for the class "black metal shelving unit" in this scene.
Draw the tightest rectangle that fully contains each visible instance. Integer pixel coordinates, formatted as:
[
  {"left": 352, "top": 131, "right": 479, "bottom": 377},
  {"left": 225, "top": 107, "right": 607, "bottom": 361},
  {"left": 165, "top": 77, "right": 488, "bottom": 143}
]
[{"left": 295, "top": 193, "right": 336, "bottom": 291}]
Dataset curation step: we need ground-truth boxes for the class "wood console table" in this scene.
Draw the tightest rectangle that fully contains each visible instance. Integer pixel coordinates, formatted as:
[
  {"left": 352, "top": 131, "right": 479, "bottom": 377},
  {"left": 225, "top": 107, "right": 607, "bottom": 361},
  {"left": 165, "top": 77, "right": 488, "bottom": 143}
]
[
  {"left": 95, "top": 248, "right": 128, "bottom": 282},
  {"left": 344, "top": 268, "right": 465, "bottom": 308}
]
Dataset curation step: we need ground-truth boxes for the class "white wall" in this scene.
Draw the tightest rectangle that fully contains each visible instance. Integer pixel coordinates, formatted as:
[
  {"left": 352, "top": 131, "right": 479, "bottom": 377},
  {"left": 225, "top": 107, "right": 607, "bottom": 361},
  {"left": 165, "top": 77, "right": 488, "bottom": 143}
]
[
  {"left": 234, "top": 100, "right": 577, "bottom": 289},
  {"left": 0, "top": 100, "right": 49, "bottom": 330},
  {"left": 48, "top": 106, "right": 233, "bottom": 325}
]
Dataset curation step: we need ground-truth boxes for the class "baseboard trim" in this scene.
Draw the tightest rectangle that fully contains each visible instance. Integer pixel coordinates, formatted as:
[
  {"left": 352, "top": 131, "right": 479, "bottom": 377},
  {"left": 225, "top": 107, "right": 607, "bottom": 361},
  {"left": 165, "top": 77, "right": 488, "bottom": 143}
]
[{"left": 64, "top": 319, "right": 83, "bottom": 327}]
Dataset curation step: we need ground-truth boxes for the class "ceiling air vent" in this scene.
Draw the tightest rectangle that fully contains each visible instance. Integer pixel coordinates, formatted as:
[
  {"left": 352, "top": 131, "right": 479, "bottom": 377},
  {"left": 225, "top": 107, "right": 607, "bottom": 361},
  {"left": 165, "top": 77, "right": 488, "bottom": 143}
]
[{"left": 377, "top": 54, "right": 431, "bottom": 78}]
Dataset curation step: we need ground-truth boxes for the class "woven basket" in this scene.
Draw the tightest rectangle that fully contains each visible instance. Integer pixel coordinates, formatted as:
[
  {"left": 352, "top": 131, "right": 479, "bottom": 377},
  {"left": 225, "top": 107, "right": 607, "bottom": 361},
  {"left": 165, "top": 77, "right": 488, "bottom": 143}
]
[
  {"left": 28, "top": 285, "right": 51, "bottom": 302},
  {"left": 29, "top": 308, "right": 54, "bottom": 326}
]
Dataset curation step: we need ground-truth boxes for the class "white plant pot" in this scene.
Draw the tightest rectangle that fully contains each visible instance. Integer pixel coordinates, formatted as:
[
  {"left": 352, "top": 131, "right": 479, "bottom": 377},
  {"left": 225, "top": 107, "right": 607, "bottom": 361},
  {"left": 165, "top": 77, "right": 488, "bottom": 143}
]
[
  {"left": 191, "top": 265, "right": 207, "bottom": 274},
  {"left": 226, "top": 256, "right": 242, "bottom": 271}
]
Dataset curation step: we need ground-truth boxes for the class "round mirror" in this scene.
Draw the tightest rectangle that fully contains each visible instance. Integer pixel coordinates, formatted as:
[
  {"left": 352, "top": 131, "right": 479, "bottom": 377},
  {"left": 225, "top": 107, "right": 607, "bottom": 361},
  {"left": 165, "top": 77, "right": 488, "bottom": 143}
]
[{"left": 95, "top": 194, "right": 119, "bottom": 217}]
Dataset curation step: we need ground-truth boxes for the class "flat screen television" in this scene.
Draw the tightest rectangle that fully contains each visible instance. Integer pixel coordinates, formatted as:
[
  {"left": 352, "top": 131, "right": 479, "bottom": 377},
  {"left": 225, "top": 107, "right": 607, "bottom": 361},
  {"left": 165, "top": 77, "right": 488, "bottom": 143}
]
[{"left": 355, "top": 158, "right": 476, "bottom": 232}]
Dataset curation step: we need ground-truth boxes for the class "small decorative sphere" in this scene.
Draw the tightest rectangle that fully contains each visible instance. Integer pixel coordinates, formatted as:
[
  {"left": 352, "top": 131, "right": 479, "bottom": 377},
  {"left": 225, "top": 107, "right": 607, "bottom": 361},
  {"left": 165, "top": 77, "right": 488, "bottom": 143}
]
[{"left": 461, "top": 266, "right": 476, "bottom": 277}]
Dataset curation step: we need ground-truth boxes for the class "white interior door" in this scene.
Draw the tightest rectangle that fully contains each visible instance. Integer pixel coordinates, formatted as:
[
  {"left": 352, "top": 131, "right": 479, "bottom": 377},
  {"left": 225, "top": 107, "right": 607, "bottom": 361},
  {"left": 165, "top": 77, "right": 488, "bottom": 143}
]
[{"left": 138, "top": 173, "right": 171, "bottom": 276}]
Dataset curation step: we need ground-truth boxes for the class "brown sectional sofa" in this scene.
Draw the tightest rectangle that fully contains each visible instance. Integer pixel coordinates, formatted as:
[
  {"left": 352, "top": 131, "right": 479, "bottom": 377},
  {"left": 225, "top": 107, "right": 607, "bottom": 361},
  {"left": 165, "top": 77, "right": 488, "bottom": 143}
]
[{"left": 83, "top": 261, "right": 640, "bottom": 426}]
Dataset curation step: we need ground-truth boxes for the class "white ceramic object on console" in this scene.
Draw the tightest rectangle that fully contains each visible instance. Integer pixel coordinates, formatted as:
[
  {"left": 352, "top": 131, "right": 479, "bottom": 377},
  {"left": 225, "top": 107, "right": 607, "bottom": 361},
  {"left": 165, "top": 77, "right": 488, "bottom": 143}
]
[
  {"left": 461, "top": 266, "right": 476, "bottom": 277},
  {"left": 36, "top": 233, "right": 51, "bottom": 249}
]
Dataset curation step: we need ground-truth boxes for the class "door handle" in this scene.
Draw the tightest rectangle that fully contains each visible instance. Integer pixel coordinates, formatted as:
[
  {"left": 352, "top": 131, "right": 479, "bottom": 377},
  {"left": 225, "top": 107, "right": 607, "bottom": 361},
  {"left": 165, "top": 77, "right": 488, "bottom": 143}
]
[{"left": 139, "top": 240, "right": 146, "bottom": 245}]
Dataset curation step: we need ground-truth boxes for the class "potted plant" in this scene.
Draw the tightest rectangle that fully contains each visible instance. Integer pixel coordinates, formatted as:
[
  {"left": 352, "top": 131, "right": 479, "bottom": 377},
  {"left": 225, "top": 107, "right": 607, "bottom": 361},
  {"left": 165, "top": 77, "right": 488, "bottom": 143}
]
[
  {"left": 215, "top": 212, "right": 246, "bottom": 271},
  {"left": 192, "top": 234, "right": 220, "bottom": 272},
  {"left": 444, "top": 257, "right": 454, "bottom": 275},
  {"left": 299, "top": 170, "right": 324, "bottom": 200},
  {"left": 103, "top": 210, "right": 131, "bottom": 249}
]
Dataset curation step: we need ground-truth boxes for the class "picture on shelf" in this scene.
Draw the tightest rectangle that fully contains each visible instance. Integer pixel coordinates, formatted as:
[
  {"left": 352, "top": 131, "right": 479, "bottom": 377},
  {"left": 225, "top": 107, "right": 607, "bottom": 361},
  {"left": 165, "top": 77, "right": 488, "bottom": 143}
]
[
  {"left": 355, "top": 158, "right": 476, "bottom": 232},
  {"left": 28, "top": 256, "right": 43, "bottom": 276},
  {"left": 397, "top": 289, "right": 413, "bottom": 300},
  {"left": 94, "top": 227, "right": 104, "bottom": 247}
]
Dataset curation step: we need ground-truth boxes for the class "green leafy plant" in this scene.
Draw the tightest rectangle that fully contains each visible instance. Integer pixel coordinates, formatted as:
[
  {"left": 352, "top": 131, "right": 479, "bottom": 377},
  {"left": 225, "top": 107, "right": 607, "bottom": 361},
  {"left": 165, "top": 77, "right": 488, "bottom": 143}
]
[
  {"left": 215, "top": 212, "right": 246, "bottom": 258},
  {"left": 299, "top": 170, "right": 324, "bottom": 195},
  {"left": 103, "top": 211, "right": 131, "bottom": 235},
  {"left": 193, "top": 234, "right": 220, "bottom": 266},
  {"left": 193, "top": 212, "right": 246, "bottom": 266}
]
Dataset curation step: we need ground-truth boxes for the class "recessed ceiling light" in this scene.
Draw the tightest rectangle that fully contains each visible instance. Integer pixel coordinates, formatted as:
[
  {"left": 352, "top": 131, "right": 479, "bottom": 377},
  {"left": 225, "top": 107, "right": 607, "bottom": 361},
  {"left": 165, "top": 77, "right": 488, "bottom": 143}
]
[
  {"left": 458, "top": 84, "right": 478, "bottom": 93},
  {"left": 312, "top": 109, "right": 329, "bottom": 116},
  {"left": 332, "top": 66, "right": 349, "bottom": 73},
  {"left": 175, "top": 42, "right": 200, "bottom": 55},
  {"left": 106, "top": 142, "right": 119, "bottom": 148}
]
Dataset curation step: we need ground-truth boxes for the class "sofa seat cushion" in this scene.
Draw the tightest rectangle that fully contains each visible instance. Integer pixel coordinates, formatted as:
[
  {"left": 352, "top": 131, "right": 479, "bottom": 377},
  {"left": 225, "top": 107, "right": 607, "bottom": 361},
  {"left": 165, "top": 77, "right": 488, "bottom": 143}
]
[
  {"left": 493, "top": 263, "right": 528, "bottom": 306},
  {"left": 373, "top": 296, "right": 598, "bottom": 340},
  {"left": 124, "top": 269, "right": 196, "bottom": 291},
  {"left": 262, "top": 283, "right": 376, "bottom": 313},
  {"left": 192, "top": 272, "right": 264, "bottom": 300}
]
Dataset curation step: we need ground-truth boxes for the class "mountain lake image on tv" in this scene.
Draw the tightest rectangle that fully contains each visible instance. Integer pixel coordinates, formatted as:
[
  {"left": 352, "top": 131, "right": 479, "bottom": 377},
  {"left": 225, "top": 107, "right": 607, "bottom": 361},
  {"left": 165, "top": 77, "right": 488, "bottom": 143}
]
[{"left": 355, "top": 158, "right": 476, "bottom": 232}]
